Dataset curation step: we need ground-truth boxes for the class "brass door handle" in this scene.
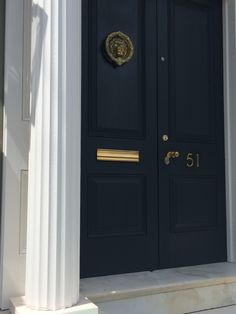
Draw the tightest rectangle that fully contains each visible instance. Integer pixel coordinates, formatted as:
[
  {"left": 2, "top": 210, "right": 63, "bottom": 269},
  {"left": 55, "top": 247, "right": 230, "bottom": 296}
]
[{"left": 164, "top": 151, "right": 180, "bottom": 165}]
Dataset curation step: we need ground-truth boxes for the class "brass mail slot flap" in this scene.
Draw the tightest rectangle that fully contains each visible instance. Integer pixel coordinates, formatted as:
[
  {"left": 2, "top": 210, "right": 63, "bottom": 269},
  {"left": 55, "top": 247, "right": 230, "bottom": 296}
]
[{"left": 97, "top": 149, "right": 140, "bottom": 163}]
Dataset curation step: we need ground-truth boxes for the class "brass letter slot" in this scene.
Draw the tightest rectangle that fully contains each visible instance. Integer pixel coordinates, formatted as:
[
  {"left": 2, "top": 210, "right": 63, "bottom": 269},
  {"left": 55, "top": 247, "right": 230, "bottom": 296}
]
[{"left": 97, "top": 149, "right": 140, "bottom": 163}]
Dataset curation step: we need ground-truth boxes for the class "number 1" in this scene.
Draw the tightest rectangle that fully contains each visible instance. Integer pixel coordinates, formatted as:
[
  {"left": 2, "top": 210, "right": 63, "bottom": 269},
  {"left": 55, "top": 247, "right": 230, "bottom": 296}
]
[{"left": 196, "top": 153, "right": 200, "bottom": 168}]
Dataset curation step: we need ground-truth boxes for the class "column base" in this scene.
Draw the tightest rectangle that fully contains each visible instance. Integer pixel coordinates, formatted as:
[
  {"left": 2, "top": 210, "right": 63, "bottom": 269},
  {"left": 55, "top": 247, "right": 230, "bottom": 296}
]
[{"left": 9, "top": 297, "right": 98, "bottom": 314}]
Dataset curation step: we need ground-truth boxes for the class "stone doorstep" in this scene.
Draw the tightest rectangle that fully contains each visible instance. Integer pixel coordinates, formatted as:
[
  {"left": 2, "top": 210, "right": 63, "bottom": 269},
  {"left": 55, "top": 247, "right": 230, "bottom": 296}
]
[
  {"left": 8, "top": 263, "right": 236, "bottom": 314},
  {"left": 80, "top": 262, "right": 236, "bottom": 314},
  {"left": 195, "top": 305, "right": 236, "bottom": 314}
]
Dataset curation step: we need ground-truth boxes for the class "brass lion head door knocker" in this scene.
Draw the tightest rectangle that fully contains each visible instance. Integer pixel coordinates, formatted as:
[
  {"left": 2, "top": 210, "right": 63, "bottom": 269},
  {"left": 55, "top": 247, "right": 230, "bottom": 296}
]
[{"left": 105, "top": 31, "right": 134, "bottom": 66}]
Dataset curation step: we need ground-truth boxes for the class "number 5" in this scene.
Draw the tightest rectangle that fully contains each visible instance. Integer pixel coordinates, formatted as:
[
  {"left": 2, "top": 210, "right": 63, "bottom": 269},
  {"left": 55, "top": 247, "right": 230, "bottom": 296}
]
[{"left": 187, "top": 153, "right": 194, "bottom": 168}]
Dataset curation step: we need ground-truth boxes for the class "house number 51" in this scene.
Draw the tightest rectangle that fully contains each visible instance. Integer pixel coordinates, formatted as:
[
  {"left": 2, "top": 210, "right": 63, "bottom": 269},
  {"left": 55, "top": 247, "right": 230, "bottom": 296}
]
[{"left": 186, "top": 153, "right": 200, "bottom": 168}]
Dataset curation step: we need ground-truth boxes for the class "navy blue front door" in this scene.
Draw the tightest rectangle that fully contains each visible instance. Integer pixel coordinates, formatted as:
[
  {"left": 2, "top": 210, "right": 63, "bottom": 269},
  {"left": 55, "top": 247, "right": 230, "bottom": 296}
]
[{"left": 81, "top": 0, "right": 226, "bottom": 278}]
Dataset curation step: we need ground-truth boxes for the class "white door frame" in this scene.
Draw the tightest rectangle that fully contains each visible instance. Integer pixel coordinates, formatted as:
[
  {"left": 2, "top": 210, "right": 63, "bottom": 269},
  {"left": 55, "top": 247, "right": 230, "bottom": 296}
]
[
  {"left": 223, "top": 0, "right": 236, "bottom": 263},
  {"left": 0, "top": 0, "right": 235, "bottom": 310}
]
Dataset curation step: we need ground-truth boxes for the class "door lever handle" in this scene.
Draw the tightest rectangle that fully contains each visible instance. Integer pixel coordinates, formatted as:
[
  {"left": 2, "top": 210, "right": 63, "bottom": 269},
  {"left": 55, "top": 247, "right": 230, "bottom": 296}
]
[{"left": 164, "top": 151, "right": 180, "bottom": 165}]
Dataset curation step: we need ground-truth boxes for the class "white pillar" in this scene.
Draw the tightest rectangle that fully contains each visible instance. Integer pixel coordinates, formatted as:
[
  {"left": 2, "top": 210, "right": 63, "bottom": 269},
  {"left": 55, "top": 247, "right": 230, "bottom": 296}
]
[{"left": 23, "top": 0, "right": 85, "bottom": 311}]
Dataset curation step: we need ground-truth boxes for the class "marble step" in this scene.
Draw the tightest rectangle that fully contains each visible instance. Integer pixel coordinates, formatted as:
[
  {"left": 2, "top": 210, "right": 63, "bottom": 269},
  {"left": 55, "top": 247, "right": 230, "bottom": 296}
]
[
  {"left": 195, "top": 305, "right": 236, "bottom": 313},
  {"left": 80, "top": 262, "right": 236, "bottom": 314}
]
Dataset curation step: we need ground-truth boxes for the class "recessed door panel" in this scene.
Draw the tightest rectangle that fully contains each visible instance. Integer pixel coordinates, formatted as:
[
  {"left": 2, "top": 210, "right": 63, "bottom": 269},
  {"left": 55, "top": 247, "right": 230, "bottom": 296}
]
[
  {"left": 89, "top": 0, "right": 145, "bottom": 137},
  {"left": 169, "top": 0, "right": 216, "bottom": 142},
  {"left": 170, "top": 175, "right": 218, "bottom": 232},
  {"left": 87, "top": 175, "right": 147, "bottom": 237}
]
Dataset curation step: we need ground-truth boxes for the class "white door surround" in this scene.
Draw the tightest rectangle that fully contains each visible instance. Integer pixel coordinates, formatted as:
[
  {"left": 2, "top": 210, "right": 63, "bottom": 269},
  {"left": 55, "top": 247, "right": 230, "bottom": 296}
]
[
  {"left": 223, "top": 0, "right": 236, "bottom": 263},
  {"left": 0, "top": 0, "right": 236, "bottom": 311}
]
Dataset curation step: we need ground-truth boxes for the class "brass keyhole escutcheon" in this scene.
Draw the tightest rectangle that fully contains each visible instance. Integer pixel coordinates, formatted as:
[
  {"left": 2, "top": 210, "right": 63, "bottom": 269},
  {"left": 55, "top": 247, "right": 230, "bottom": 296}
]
[
  {"left": 164, "top": 151, "right": 180, "bottom": 165},
  {"left": 105, "top": 31, "right": 134, "bottom": 66},
  {"left": 162, "top": 134, "right": 169, "bottom": 142}
]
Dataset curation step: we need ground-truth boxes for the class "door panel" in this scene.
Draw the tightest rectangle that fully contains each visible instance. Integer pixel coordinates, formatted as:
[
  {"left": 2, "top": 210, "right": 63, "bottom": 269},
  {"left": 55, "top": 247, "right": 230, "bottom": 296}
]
[
  {"left": 89, "top": 0, "right": 145, "bottom": 137},
  {"left": 87, "top": 175, "right": 146, "bottom": 237},
  {"left": 170, "top": 175, "right": 218, "bottom": 232},
  {"left": 158, "top": 0, "right": 226, "bottom": 268},
  {"left": 81, "top": 0, "right": 158, "bottom": 278},
  {"left": 169, "top": 0, "right": 216, "bottom": 142}
]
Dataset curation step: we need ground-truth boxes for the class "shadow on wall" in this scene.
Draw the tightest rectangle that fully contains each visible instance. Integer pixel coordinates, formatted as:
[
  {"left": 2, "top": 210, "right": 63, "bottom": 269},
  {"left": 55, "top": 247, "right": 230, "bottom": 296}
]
[{"left": 30, "top": 3, "right": 48, "bottom": 128}]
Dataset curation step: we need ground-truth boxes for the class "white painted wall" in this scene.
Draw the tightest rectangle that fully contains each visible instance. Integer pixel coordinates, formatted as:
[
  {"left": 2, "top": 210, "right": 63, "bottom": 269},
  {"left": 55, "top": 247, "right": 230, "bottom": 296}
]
[{"left": 0, "top": 0, "right": 30, "bottom": 309}]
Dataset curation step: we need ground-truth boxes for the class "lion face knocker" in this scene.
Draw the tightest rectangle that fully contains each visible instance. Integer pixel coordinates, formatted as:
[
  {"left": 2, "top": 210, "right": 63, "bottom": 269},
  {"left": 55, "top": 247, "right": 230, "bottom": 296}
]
[{"left": 105, "top": 31, "right": 134, "bottom": 66}]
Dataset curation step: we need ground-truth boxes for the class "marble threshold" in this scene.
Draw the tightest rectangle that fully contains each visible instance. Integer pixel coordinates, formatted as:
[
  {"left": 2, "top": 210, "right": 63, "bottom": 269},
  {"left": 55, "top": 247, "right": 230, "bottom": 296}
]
[
  {"left": 195, "top": 305, "right": 236, "bottom": 313},
  {"left": 80, "top": 262, "right": 236, "bottom": 313},
  {"left": 81, "top": 262, "right": 236, "bottom": 303}
]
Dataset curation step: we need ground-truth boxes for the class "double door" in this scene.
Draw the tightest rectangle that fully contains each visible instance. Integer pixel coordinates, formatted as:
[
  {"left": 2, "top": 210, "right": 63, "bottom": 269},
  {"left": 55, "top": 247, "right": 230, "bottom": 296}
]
[{"left": 81, "top": 0, "right": 226, "bottom": 278}]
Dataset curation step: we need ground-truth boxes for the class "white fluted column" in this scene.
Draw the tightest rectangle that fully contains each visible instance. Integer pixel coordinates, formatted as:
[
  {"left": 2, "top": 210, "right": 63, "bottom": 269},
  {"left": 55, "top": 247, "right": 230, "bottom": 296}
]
[{"left": 22, "top": 0, "right": 87, "bottom": 312}]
